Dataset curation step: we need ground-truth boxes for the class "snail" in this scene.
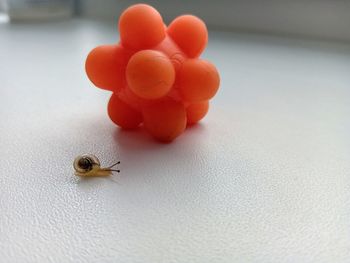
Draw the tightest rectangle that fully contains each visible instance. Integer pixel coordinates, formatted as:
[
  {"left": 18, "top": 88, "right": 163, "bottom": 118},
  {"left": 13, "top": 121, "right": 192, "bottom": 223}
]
[{"left": 73, "top": 154, "right": 120, "bottom": 177}]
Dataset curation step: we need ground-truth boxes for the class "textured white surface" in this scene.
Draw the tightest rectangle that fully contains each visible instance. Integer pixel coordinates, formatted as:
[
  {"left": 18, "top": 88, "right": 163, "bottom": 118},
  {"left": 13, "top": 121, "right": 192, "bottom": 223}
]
[{"left": 1, "top": 19, "right": 350, "bottom": 263}]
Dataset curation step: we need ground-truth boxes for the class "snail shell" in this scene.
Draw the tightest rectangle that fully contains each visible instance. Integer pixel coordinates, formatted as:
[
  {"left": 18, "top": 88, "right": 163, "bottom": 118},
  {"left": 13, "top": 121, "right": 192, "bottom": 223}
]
[{"left": 73, "top": 154, "right": 100, "bottom": 174}]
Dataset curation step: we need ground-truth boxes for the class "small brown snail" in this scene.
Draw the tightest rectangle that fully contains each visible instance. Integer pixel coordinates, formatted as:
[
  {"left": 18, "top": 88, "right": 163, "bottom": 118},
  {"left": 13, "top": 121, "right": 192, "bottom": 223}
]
[{"left": 73, "top": 154, "right": 120, "bottom": 177}]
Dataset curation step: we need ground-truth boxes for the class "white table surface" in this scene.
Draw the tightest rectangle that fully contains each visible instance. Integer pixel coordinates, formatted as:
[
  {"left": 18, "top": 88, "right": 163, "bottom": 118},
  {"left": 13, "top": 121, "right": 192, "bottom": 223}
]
[{"left": 1, "top": 18, "right": 350, "bottom": 263}]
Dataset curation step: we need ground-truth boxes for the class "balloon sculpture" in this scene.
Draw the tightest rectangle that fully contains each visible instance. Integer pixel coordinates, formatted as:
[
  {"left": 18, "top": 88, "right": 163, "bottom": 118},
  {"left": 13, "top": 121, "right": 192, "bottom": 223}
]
[{"left": 86, "top": 4, "right": 220, "bottom": 142}]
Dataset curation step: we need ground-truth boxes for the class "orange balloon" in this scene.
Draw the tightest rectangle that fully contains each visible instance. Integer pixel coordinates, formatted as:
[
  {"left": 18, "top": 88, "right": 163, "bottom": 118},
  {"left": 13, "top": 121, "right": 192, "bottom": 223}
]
[
  {"left": 108, "top": 93, "right": 142, "bottom": 129},
  {"left": 186, "top": 101, "right": 209, "bottom": 125},
  {"left": 119, "top": 4, "right": 166, "bottom": 50},
  {"left": 85, "top": 45, "right": 132, "bottom": 91},
  {"left": 167, "top": 15, "right": 208, "bottom": 58},
  {"left": 126, "top": 50, "right": 175, "bottom": 100},
  {"left": 142, "top": 98, "right": 186, "bottom": 142},
  {"left": 179, "top": 59, "right": 220, "bottom": 102}
]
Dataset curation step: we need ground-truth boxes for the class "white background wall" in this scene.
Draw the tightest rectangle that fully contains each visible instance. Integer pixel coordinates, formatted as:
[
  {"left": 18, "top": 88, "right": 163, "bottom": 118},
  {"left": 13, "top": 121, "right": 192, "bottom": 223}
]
[
  {"left": 81, "top": 0, "right": 350, "bottom": 42},
  {"left": 0, "top": 0, "right": 6, "bottom": 12}
]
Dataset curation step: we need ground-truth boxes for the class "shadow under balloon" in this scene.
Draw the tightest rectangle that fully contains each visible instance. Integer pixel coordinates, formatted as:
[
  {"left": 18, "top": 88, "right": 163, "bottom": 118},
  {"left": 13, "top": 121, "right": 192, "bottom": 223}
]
[
  {"left": 113, "top": 123, "right": 208, "bottom": 153},
  {"left": 112, "top": 123, "right": 210, "bottom": 176}
]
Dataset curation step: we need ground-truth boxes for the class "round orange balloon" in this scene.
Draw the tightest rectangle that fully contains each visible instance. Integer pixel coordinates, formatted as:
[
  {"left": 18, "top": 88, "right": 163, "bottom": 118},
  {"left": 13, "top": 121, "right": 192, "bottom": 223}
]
[
  {"left": 126, "top": 50, "right": 175, "bottom": 100},
  {"left": 85, "top": 45, "right": 131, "bottom": 91},
  {"left": 119, "top": 4, "right": 165, "bottom": 50},
  {"left": 143, "top": 98, "right": 186, "bottom": 142},
  {"left": 186, "top": 101, "right": 209, "bottom": 125},
  {"left": 108, "top": 93, "right": 142, "bottom": 129},
  {"left": 179, "top": 59, "right": 220, "bottom": 102},
  {"left": 167, "top": 15, "right": 208, "bottom": 58}
]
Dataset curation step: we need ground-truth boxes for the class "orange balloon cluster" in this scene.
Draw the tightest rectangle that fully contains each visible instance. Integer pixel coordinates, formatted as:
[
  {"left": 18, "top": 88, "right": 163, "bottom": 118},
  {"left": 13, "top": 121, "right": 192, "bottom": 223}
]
[{"left": 86, "top": 4, "right": 220, "bottom": 142}]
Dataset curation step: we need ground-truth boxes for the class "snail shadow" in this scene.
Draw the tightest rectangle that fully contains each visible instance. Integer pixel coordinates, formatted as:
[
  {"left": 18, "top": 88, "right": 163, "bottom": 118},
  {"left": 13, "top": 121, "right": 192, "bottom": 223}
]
[{"left": 73, "top": 175, "right": 121, "bottom": 186}]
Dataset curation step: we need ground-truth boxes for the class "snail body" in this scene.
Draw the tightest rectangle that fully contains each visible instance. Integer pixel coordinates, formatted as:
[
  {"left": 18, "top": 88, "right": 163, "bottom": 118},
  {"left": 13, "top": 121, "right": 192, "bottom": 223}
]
[{"left": 73, "top": 154, "right": 120, "bottom": 177}]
